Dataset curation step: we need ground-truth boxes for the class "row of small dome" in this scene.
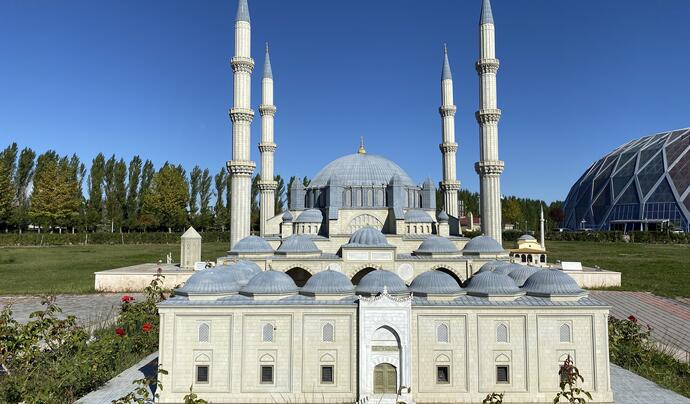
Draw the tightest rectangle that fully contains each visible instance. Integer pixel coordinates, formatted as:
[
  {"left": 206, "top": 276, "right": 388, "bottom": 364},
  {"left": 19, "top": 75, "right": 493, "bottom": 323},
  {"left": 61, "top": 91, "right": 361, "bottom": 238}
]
[
  {"left": 176, "top": 259, "right": 584, "bottom": 299},
  {"left": 231, "top": 227, "right": 506, "bottom": 255},
  {"left": 282, "top": 209, "right": 447, "bottom": 225}
]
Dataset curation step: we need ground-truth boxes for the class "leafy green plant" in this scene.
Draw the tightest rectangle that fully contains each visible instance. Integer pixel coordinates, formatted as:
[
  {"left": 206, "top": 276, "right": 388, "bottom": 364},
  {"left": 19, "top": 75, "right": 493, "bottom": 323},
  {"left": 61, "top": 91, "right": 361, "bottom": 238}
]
[
  {"left": 111, "top": 365, "right": 167, "bottom": 404},
  {"left": 183, "top": 385, "right": 209, "bottom": 404},
  {"left": 554, "top": 355, "right": 592, "bottom": 403},
  {"left": 482, "top": 392, "right": 504, "bottom": 403}
]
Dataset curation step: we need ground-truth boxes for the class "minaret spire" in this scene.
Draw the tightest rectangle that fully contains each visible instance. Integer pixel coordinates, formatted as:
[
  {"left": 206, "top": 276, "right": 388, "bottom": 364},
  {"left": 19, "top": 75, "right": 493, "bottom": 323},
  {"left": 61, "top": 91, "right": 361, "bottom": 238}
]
[
  {"left": 228, "top": 0, "right": 256, "bottom": 248},
  {"left": 258, "top": 42, "right": 278, "bottom": 236},
  {"left": 475, "top": 0, "right": 504, "bottom": 243},
  {"left": 439, "top": 44, "right": 460, "bottom": 222},
  {"left": 540, "top": 205, "right": 546, "bottom": 249}
]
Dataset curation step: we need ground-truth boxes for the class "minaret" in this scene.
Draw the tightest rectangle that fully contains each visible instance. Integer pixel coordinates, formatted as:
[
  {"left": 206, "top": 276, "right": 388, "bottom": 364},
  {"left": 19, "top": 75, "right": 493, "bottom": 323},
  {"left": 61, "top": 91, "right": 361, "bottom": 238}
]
[
  {"left": 228, "top": 0, "right": 256, "bottom": 248},
  {"left": 475, "top": 0, "right": 504, "bottom": 243},
  {"left": 539, "top": 205, "right": 546, "bottom": 249},
  {"left": 439, "top": 44, "right": 460, "bottom": 218},
  {"left": 259, "top": 43, "right": 277, "bottom": 236}
]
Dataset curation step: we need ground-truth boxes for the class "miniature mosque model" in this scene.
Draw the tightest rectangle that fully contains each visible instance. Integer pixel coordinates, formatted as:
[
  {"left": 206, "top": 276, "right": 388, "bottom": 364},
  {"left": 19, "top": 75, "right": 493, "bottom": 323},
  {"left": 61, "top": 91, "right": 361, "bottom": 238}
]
[{"left": 156, "top": 1, "right": 613, "bottom": 403}]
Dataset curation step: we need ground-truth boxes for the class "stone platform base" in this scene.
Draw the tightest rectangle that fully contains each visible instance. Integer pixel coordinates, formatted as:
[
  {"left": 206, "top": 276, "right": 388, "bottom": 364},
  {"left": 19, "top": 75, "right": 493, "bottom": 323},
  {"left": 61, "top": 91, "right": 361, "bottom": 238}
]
[
  {"left": 562, "top": 267, "right": 622, "bottom": 288},
  {"left": 94, "top": 263, "right": 194, "bottom": 292}
]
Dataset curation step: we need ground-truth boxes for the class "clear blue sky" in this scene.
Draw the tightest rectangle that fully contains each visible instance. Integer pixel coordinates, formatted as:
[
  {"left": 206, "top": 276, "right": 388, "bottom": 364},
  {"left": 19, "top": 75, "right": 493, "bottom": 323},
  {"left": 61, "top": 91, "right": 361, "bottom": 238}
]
[{"left": 1, "top": 0, "right": 689, "bottom": 203}]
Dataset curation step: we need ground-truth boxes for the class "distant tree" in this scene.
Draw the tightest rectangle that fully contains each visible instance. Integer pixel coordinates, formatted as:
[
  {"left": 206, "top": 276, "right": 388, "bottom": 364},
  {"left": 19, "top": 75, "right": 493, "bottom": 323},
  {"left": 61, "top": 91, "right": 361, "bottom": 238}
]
[
  {"left": 0, "top": 161, "right": 12, "bottom": 228},
  {"left": 548, "top": 201, "right": 565, "bottom": 227},
  {"left": 198, "top": 168, "right": 212, "bottom": 230},
  {"left": 66, "top": 154, "right": 86, "bottom": 232},
  {"left": 104, "top": 156, "right": 127, "bottom": 232},
  {"left": 0, "top": 143, "right": 18, "bottom": 186},
  {"left": 86, "top": 153, "right": 106, "bottom": 231},
  {"left": 286, "top": 176, "right": 296, "bottom": 207},
  {"left": 225, "top": 171, "right": 232, "bottom": 229},
  {"left": 30, "top": 152, "right": 79, "bottom": 232},
  {"left": 502, "top": 197, "right": 522, "bottom": 227},
  {"left": 213, "top": 168, "right": 227, "bottom": 231},
  {"left": 137, "top": 160, "right": 155, "bottom": 231},
  {"left": 189, "top": 165, "right": 202, "bottom": 221},
  {"left": 11, "top": 147, "right": 36, "bottom": 233},
  {"left": 125, "top": 156, "right": 142, "bottom": 231},
  {"left": 459, "top": 189, "right": 480, "bottom": 217},
  {"left": 142, "top": 163, "right": 189, "bottom": 232},
  {"left": 274, "top": 174, "right": 285, "bottom": 214},
  {"left": 250, "top": 174, "right": 260, "bottom": 232}
]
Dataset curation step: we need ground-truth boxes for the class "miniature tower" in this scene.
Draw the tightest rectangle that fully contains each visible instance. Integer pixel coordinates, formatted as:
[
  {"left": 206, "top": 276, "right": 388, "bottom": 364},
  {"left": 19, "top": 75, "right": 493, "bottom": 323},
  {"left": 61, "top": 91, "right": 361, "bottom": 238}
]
[
  {"left": 540, "top": 205, "right": 546, "bottom": 249},
  {"left": 475, "top": 0, "right": 504, "bottom": 243},
  {"left": 439, "top": 44, "right": 460, "bottom": 218},
  {"left": 258, "top": 43, "right": 277, "bottom": 236},
  {"left": 180, "top": 227, "right": 201, "bottom": 269},
  {"left": 228, "top": 0, "right": 256, "bottom": 248}
]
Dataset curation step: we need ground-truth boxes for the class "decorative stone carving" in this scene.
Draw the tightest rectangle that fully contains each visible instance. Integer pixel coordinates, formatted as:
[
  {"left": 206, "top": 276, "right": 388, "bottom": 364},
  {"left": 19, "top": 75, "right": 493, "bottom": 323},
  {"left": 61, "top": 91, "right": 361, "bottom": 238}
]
[
  {"left": 475, "top": 58, "right": 500, "bottom": 74},
  {"left": 230, "top": 56, "right": 255, "bottom": 73},
  {"left": 474, "top": 161, "right": 505, "bottom": 176},
  {"left": 347, "top": 214, "right": 384, "bottom": 233},
  {"left": 475, "top": 108, "right": 502, "bottom": 124}
]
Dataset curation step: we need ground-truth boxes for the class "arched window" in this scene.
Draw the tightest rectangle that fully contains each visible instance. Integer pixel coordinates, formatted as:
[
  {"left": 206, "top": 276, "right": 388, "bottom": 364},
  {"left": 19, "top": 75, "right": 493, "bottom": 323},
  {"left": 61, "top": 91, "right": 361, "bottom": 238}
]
[
  {"left": 540, "top": 254, "right": 546, "bottom": 263},
  {"left": 436, "top": 323, "right": 449, "bottom": 343},
  {"left": 496, "top": 323, "right": 508, "bottom": 343},
  {"left": 322, "top": 323, "right": 334, "bottom": 342},
  {"left": 560, "top": 323, "right": 571, "bottom": 343},
  {"left": 262, "top": 323, "right": 274, "bottom": 342},
  {"left": 198, "top": 323, "right": 209, "bottom": 342}
]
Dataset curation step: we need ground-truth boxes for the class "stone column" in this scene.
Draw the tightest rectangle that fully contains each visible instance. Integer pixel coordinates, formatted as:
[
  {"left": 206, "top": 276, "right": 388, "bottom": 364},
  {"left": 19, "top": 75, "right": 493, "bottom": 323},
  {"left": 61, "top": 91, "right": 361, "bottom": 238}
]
[{"left": 259, "top": 44, "right": 277, "bottom": 236}]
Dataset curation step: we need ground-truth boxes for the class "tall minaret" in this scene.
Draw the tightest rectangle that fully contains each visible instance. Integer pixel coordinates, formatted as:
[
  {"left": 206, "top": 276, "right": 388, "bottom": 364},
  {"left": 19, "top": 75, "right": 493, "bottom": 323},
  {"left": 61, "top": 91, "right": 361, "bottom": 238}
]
[
  {"left": 258, "top": 43, "right": 277, "bottom": 236},
  {"left": 539, "top": 205, "right": 546, "bottom": 249},
  {"left": 228, "top": 0, "right": 256, "bottom": 248},
  {"left": 475, "top": 0, "right": 504, "bottom": 243},
  {"left": 439, "top": 44, "right": 460, "bottom": 218}
]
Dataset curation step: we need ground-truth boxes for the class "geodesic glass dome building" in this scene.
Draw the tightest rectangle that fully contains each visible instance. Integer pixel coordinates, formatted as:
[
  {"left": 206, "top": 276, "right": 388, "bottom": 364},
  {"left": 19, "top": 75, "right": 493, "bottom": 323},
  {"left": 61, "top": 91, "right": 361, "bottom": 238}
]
[{"left": 563, "top": 128, "right": 690, "bottom": 232}]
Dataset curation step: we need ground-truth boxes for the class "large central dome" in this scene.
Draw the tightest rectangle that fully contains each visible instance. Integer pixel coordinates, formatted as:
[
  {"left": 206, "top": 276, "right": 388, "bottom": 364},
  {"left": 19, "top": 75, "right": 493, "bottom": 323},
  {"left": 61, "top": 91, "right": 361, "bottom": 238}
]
[{"left": 310, "top": 153, "right": 416, "bottom": 188}]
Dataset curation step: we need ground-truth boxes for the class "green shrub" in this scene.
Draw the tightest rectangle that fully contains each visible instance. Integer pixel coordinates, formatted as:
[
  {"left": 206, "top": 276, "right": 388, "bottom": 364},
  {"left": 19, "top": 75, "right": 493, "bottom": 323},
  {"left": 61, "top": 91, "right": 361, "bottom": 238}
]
[{"left": 0, "top": 231, "right": 230, "bottom": 247}]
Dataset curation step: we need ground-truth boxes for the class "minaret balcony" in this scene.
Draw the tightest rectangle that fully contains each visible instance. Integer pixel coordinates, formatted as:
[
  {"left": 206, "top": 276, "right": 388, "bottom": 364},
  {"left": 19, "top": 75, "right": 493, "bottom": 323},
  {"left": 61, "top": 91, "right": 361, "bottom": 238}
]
[
  {"left": 259, "top": 105, "right": 277, "bottom": 116},
  {"left": 474, "top": 161, "right": 505, "bottom": 176},
  {"left": 226, "top": 160, "right": 256, "bottom": 176},
  {"left": 230, "top": 56, "right": 255, "bottom": 73},
  {"left": 475, "top": 58, "right": 500, "bottom": 74},
  {"left": 439, "top": 143, "right": 458, "bottom": 153},
  {"left": 438, "top": 105, "right": 457, "bottom": 117},
  {"left": 258, "top": 142, "right": 277, "bottom": 153},
  {"left": 475, "top": 109, "right": 501, "bottom": 124},
  {"left": 229, "top": 108, "right": 255, "bottom": 122}
]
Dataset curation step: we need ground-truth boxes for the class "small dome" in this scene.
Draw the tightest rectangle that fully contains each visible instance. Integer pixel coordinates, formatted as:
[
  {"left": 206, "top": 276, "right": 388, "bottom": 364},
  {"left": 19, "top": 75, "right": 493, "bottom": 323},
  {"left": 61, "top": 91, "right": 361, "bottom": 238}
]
[
  {"left": 176, "top": 267, "right": 241, "bottom": 296},
  {"left": 230, "top": 235, "right": 274, "bottom": 254},
  {"left": 522, "top": 269, "right": 585, "bottom": 297},
  {"left": 212, "top": 262, "right": 258, "bottom": 285},
  {"left": 462, "top": 236, "right": 505, "bottom": 254},
  {"left": 355, "top": 270, "right": 408, "bottom": 295},
  {"left": 518, "top": 234, "right": 537, "bottom": 241},
  {"left": 404, "top": 209, "right": 434, "bottom": 223},
  {"left": 409, "top": 271, "right": 463, "bottom": 295},
  {"left": 277, "top": 235, "right": 321, "bottom": 254},
  {"left": 241, "top": 270, "right": 299, "bottom": 295},
  {"left": 464, "top": 271, "right": 521, "bottom": 296},
  {"left": 493, "top": 263, "right": 520, "bottom": 276},
  {"left": 295, "top": 209, "right": 323, "bottom": 223},
  {"left": 507, "top": 265, "right": 540, "bottom": 287},
  {"left": 346, "top": 227, "right": 391, "bottom": 247},
  {"left": 477, "top": 260, "right": 512, "bottom": 273},
  {"left": 301, "top": 270, "right": 354, "bottom": 295},
  {"left": 437, "top": 210, "right": 449, "bottom": 222},
  {"left": 415, "top": 236, "right": 459, "bottom": 254},
  {"left": 282, "top": 211, "right": 294, "bottom": 221}
]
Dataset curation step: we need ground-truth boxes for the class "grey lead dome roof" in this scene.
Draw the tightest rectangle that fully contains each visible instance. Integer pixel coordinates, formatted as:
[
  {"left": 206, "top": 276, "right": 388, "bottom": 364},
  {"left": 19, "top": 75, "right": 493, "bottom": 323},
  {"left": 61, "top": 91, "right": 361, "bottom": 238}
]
[
  {"left": 345, "top": 227, "right": 391, "bottom": 248},
  {"left": 241, "top": 271, "right": 299, "bottom": 295},
  {"left": 462, "top": 236, "right": 505, "bottom": 254},
  {"left": 437, "top": 210, "right": 449, "bottom": 222},
  {"left": 518, "top": 234, "right": 537, "bottom": 241},
  {"left": 301, "top": 270, "right": 354, "bottom": 295},
  {"left": 522, "top": 269, "right": 585, "bottom": 297},
  {"left": 231, "top": 236, "right": 274, "bottom": 254},
  {"left": 176, "top": 267, "right": 242, "bottom": 296},
  {"left": 404, "top": 209, "right": 434, "bottom": 223},
  {"left": 309, "top": 153, "right": 415, "bottom": 188},
  {"left": 415, "top": 236, "right": 459, "bottom": 254},
  {"left": 355, "top": 270, "right": 408, "bottom": 295},
  {"left": 508, "top": 265, "right": 540, "bottom": 287},
  {"left": 464, "top": 271, "right": 521, "bottom": 296},
  {"left": 295, "top": 209, "right": 323, "bottom": 223},
  {"left": 477, "top": 260, "right": 511, "bottom": 273},
  {"left": 409, "top": 270, "right": 463, "bottom": 295},
  {"left": 277, "top": 235, "right": 321, "bottom": 254}
]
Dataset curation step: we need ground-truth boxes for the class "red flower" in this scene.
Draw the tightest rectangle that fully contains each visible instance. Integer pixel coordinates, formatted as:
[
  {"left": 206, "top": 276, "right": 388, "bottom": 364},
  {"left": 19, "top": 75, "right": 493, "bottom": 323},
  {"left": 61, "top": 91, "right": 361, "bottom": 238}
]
[
  {"left": 121, "top": 295, "right": 135, "bottom": 303},
  {"left": 142, "top": 322, "right": 153, "bottom": 333},
  {"left": 115, "top": 327, "right": 126, "bottom": 336},
  {"left": 627, "top": 315, "right": 637, "bottom": 323}
]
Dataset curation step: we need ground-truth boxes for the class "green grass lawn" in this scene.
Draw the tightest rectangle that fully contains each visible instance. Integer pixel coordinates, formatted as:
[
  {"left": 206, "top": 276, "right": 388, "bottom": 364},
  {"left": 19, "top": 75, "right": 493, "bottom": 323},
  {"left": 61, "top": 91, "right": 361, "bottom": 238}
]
[
  {"left": 0, "top": 242, "right": 230, "bottom": 295},
  {"left": 546, "top": 241, "right": 690, "bottom": 298}
]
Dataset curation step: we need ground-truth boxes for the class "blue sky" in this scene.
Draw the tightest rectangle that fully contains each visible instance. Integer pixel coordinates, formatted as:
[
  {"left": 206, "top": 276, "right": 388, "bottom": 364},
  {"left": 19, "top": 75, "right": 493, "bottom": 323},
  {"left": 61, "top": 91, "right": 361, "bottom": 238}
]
[{"left": 1, "top": 0, "right": 689, "bottom": 203}]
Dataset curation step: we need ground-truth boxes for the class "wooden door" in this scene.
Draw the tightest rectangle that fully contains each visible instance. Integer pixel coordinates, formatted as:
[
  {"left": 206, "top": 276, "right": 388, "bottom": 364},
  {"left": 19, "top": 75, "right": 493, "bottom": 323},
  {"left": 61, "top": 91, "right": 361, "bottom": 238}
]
[{"left": 373, "top": 363, "right": 397, "bottom": 394}]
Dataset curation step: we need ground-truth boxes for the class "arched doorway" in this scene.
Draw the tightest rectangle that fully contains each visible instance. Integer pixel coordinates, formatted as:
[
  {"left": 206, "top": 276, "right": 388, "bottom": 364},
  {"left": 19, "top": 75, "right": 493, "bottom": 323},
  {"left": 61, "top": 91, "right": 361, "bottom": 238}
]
[
  {"left": 373, "top": 363, "right": 397, "bottom": 394},
  {"left": 351, "top": 267, "right": 376, "bottom": 285},
  {"left": 434, "top": 268, "right": 463, "bottom": 286},
  {"left": 286, "top": 267, "right": 311, "bottom": 287}
]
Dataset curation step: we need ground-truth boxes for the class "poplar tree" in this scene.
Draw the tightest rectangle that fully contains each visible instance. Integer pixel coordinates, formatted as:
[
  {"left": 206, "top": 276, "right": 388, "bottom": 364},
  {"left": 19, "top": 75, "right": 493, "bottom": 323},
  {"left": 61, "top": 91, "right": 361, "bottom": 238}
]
[
  {"left": 274, "top": 174, "right": 285, "bottom": 214},
  {"left": 214, "top": 168, "right": 227, "bottom": 231},
  {"left": 250, "top": 174, "right": 260, "bottom": 232},
  {"left": 189, "top": 165, "right": 202, "bottom": 221},
  {"left": 0, "top": 162, "right": 12, "bottom": 228},
  {"left": 198, "top": 168, "right": 212, "bottom": 230},
  {"left": 225, "top": 171, "right": 232, "bottom": 230},
  {"left": 137, "top": 160, "right": 155, "bottom": 230},
  {"left": 12, "top": 148, "right": 36, "bottom": 232},
  {"left": 67, "top": 154, "right": 86, "bottom": 231},
  {"left": 126, "top": 156, "right": 142, "bottom": 230},
  {"left": 142, "top": 163, "right": 189, "bottom": 232},
  {"left": 104, "top": 156, "right": 127, "bottom": 232},
  {"left": 87, "top": 154, "right": 106, "bottom": 231},
  {"left": 30, "top": 151, "right": 78, "bottom": 232}
]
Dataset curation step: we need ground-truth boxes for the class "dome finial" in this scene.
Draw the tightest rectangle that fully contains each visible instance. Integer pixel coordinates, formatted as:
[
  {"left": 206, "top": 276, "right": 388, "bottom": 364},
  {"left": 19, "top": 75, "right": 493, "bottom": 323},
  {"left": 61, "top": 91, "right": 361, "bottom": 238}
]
[{"left": 358, "top": 136, "right": 366, "bottom": 154}]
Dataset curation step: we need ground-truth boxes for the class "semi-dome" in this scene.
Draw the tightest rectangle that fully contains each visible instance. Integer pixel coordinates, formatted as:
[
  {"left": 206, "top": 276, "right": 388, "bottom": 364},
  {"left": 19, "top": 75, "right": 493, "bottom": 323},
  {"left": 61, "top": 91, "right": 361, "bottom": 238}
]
[
  {"left": 518, "top": 234, "right": 537, "bottom": 241},
  {"left": 414, "top": 236, "right": 459, "bottom": 255},
  {"left": 295, "top": 208, "right": 323, "bottom": 223},
  {"left": 464, "top": 271, "right": 522, "bottom": 297},
  {"left": 522, "top": 269, "right": 585, "bottom": 297},
  {"left": 477, "top": 260, "right": 511, "bottom": 273},
  {"left": 276, "top": 235, "right": 321, "bottom": 254},
  {"left": 176, "top": 267, "right": 242, "bottom": 296},
  {"left": 301, "top": 270, "right": 354, "bottom": 295},
  {"left": 437, "top": 210, "right": 449, "bottom": 223},
  {"left": 409, "top": 270, "right": 463, "bottom": 296},
  {"left": 309, "top": 153, "right": 416, "bottom": 188},
  {"left": 282, "top": 211, "right": 294, "bottom": 221},
  {"left": 230, "top": 235, "right": 274, "bottom": 254},
  {"left": 462, "top": 235, "right": 505, "bottom": 254},
  {"left": 507, "top": 265, "right": 540, "bottom": 287},
  {"left": 345, "top": 226, "right": 391, "bottom": 248},
  {"left": 404, "top": 209, "right": 434, "bottom": 223},
  {"left": 355, "top": 270, "right": 408, "bottom": 295},
  {"left": 241, "top": 270, "right": 299, "bottom": 295}
]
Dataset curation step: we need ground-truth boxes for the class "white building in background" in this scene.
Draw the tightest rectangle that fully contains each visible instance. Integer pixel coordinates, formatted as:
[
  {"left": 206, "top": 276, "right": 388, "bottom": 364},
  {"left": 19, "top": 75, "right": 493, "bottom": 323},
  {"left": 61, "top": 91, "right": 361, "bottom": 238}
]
[{"left": 157, "top": 1, "right": 613, "bottom": 403}]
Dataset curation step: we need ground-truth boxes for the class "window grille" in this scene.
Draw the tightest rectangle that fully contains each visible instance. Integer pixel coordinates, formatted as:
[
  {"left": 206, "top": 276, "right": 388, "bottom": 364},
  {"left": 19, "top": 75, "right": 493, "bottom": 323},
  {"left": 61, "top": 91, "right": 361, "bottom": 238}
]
[
  {"left": 437, "top": 323, "right": 449, "bottom": 343},
  {"left": 262, "top": 323, "right": 274, "bottom": 342},
  {"left": 496, "top": 324, "right": 508, "bottom": 343},
  {"left": 560, "top": 323, "right": 571, "bottom": 343},
  {"left": 322, "top": 323, "right": 334, "bottom": 342},
  {"left": 198, "top": 323, "right": 209, "bottom": 342}
]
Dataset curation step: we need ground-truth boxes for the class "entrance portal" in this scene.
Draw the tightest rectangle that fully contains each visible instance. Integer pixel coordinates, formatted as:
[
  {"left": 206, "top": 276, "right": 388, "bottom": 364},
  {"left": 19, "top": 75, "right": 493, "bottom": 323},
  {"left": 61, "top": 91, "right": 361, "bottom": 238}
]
[{"left": 373, "top": 363, "right": 397, "bottom": 394}]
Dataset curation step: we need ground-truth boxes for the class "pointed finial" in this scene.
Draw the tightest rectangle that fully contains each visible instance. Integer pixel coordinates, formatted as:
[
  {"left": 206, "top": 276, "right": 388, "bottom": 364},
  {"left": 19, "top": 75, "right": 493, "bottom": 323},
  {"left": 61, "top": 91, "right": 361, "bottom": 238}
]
[
  {"left": 358, "top": 136, "right": 366, "bottom": 154},
  {"left": 263, "top": 42, "right": 273, "bottom": 79},
  {"left": 480, "top": 0, "right": 494, "bottom": 25},
  {"left": 236, "top": 0, "right": 250, "bottom": 23},
  {"left": 442, "top": 44, "right": 452, "bottom": 80}
]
